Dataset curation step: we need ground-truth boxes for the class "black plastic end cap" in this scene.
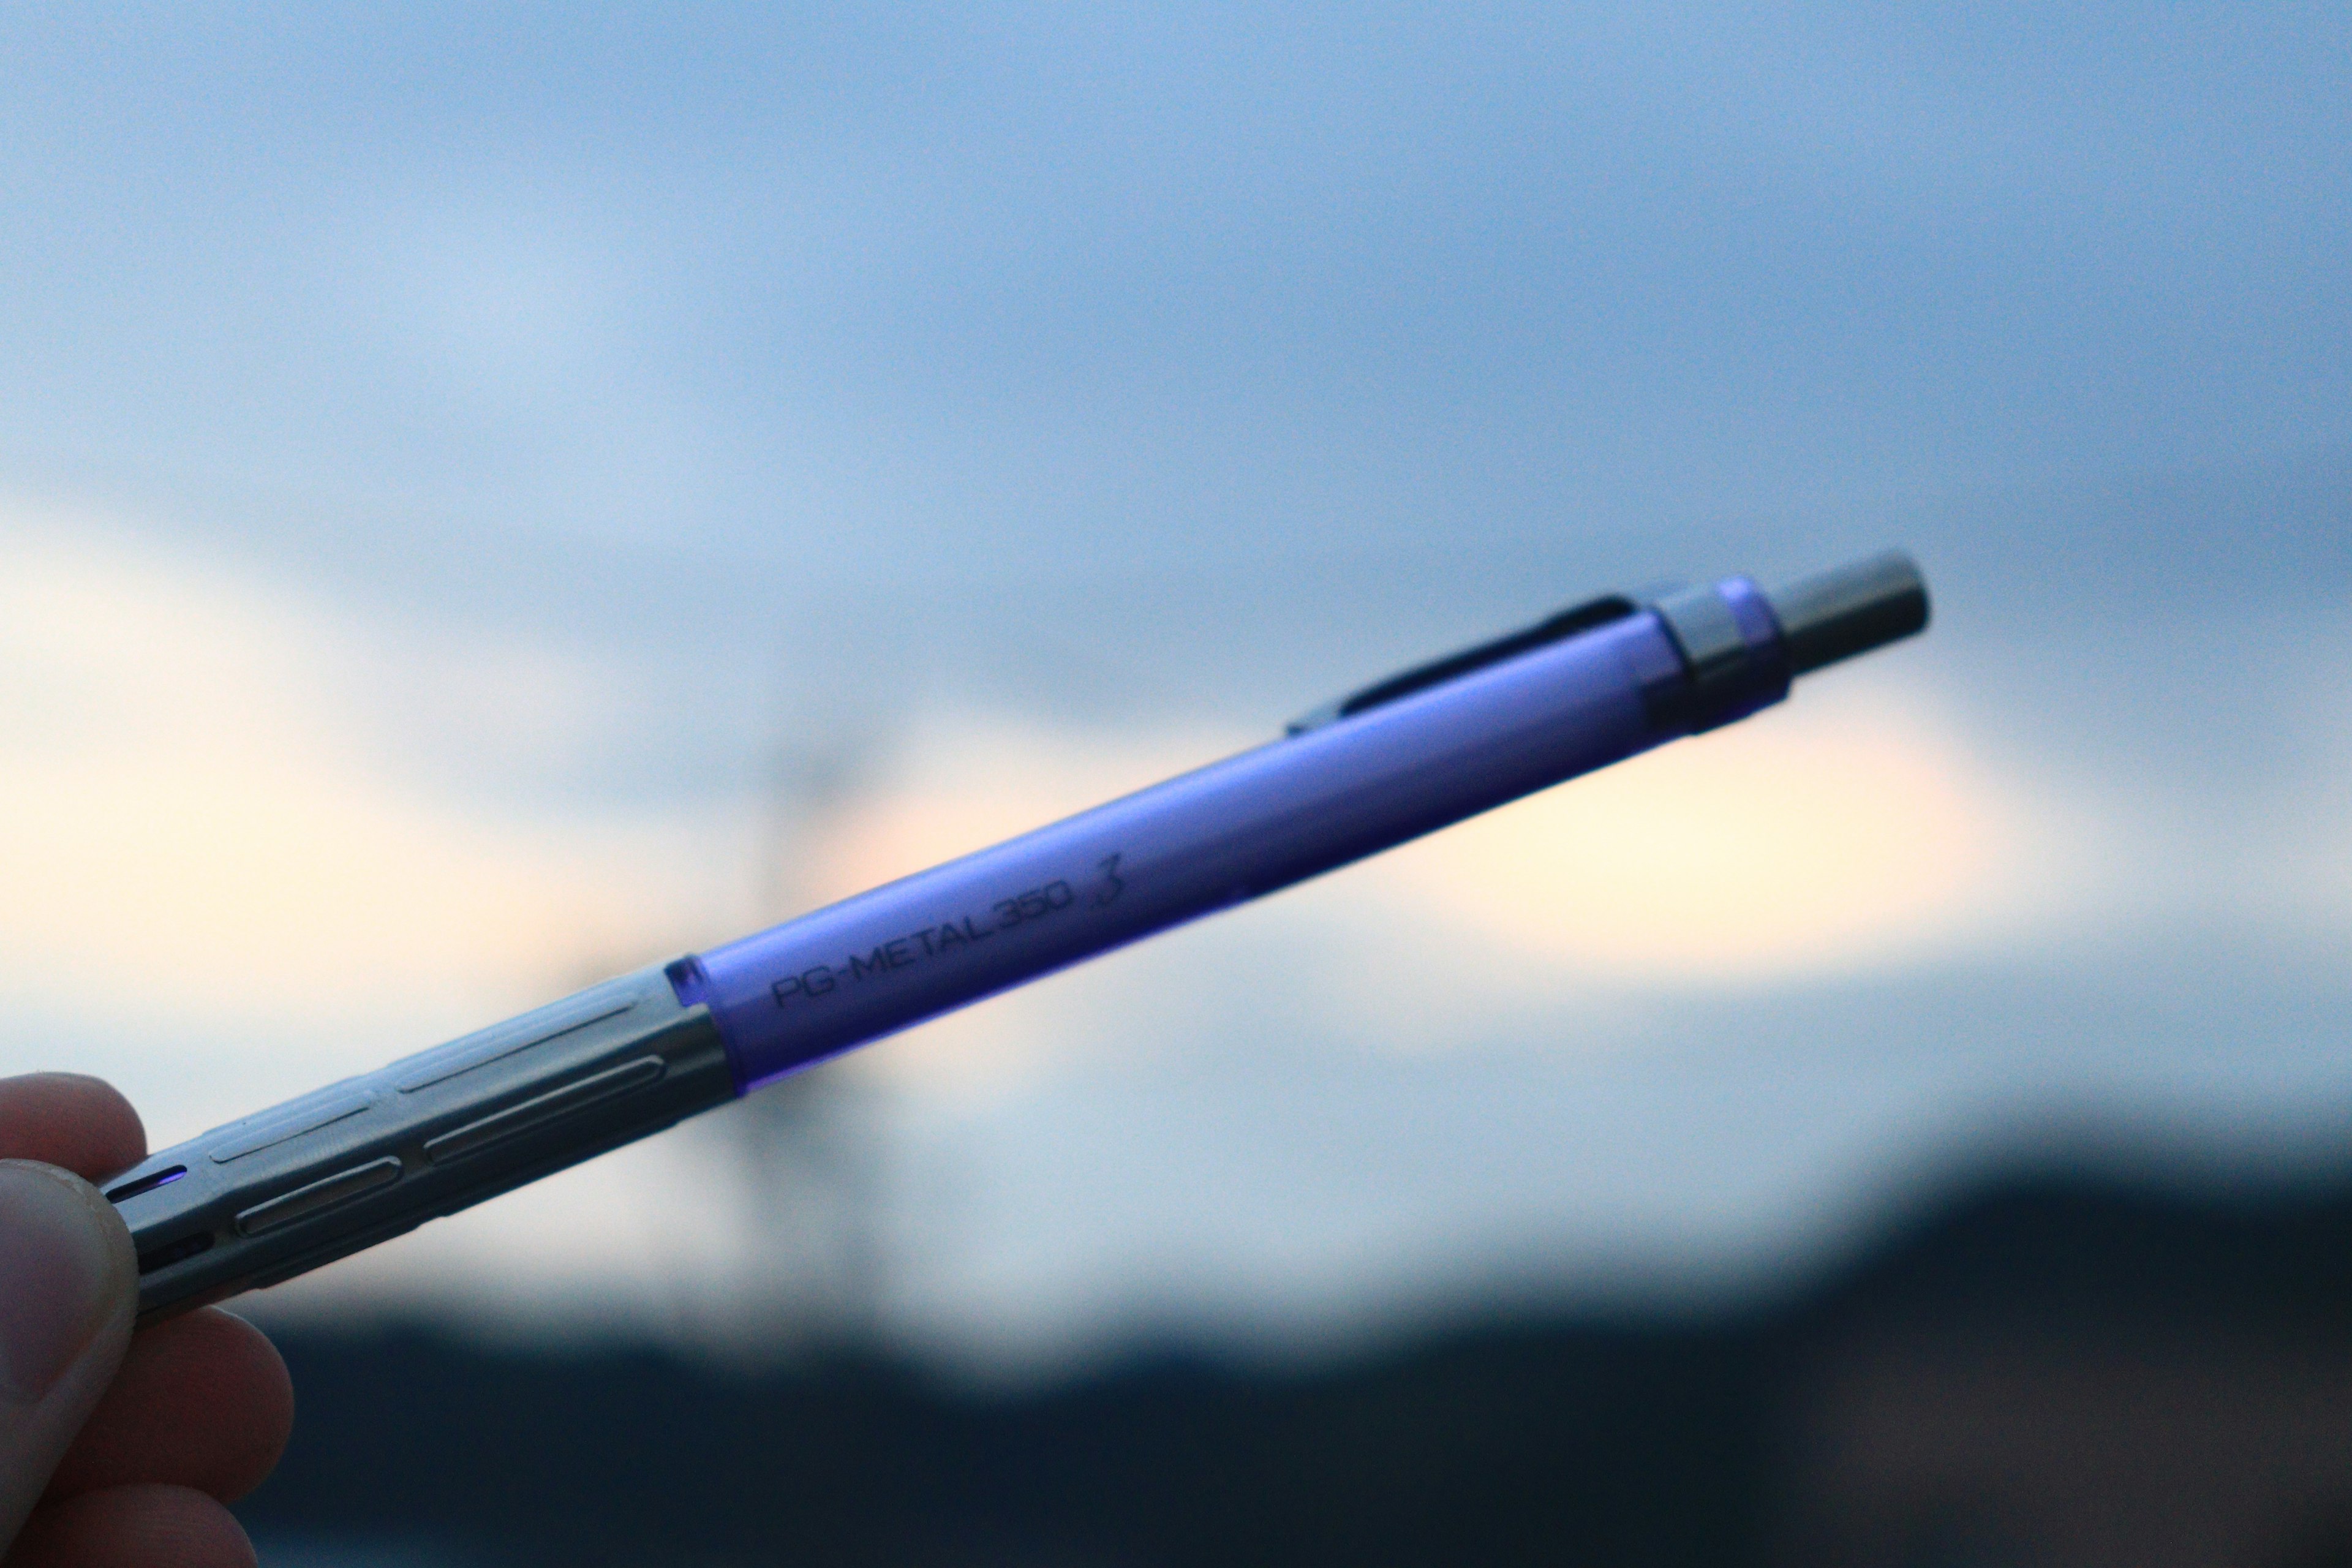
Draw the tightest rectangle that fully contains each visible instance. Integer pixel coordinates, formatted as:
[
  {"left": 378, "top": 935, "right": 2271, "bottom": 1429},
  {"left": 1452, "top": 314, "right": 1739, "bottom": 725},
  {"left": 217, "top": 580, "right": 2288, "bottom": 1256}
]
[{"left": 1766, "top": 550, "right": 1930, "bottom": 676}]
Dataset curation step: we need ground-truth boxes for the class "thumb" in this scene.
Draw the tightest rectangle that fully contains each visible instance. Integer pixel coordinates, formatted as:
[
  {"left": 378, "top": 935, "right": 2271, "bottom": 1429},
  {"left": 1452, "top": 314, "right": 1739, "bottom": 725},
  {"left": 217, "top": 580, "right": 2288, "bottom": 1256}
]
[{"left": 0, "top": 1160, "right": 136, "bottom": 1554}]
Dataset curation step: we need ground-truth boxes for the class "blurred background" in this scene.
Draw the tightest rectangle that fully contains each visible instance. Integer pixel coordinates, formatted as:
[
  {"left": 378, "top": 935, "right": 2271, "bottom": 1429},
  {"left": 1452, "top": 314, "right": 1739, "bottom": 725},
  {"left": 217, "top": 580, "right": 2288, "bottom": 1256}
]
[{"left": 0, "top": 4, "right": 2345, "bottom": 1563}]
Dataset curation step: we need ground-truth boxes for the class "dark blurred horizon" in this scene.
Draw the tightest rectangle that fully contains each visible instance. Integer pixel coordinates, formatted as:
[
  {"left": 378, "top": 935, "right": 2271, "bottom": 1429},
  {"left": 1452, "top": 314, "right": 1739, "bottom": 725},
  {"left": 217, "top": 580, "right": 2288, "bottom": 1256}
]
[{"left": 241, "top": 1129, "right": 2352, "bottom": 1566}]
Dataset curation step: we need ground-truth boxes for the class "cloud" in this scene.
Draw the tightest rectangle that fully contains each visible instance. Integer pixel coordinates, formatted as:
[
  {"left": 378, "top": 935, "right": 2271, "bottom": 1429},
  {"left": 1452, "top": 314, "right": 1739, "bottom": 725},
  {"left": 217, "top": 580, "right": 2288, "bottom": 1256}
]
[
  {"left": 0, "top": 502, "right": 2273, "bottom": 1114},
  {"left": 0, "top": 501, "right": 742, "bottom": 1068},
  {"left": 1357, "top": 674, "right": 2099, "bottom": 987}
]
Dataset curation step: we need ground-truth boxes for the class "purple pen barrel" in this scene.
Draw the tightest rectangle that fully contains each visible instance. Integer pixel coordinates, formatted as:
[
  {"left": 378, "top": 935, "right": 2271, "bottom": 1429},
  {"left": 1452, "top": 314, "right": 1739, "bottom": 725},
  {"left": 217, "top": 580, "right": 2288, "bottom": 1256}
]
[
  {"left": 676, "top": 568, "right": 1833, "bottom": 1091},
  {"left": 102, "top": 550, "right": 1922, "bottom": 1324}
]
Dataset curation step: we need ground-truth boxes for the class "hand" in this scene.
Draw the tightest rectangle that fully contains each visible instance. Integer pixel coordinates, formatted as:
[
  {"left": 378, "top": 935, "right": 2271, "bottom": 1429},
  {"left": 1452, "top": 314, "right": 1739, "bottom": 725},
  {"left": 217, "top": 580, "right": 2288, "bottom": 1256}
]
[{"left": 0, "top": 1074, "right": 293, "bottom": 1567}]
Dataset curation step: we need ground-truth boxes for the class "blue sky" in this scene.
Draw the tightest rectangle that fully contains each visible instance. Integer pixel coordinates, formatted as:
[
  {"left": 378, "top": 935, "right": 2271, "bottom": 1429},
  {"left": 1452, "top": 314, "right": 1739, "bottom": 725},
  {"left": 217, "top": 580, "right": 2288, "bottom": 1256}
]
[{"left": 0, "top": 2, "right": 2344, "bottom": 1368}]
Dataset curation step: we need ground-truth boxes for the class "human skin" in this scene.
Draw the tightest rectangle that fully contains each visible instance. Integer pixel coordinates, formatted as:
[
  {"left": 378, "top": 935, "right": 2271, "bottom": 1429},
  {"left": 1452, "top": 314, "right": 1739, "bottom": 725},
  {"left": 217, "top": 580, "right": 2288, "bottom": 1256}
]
[{"left": 0, "top": 1074, "right": 294, "bottom": 1568}]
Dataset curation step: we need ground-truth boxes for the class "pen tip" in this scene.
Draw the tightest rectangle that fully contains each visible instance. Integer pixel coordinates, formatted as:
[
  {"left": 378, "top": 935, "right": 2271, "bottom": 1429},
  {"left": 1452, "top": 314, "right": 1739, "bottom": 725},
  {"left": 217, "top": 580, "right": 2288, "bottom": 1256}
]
[{"left": 1766, "top": 550, "right": 1931, "bottom": 676}]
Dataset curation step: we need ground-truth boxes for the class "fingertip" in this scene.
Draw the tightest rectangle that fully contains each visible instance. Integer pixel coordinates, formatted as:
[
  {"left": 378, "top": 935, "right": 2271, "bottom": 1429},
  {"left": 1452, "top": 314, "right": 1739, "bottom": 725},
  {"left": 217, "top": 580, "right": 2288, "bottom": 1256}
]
[
  {"left": 189, "top": 1312, "right": 296, "bottom": 1502},
  {"left": 0, "top": 1162, "right": 134, "bottom": 1408},
  {"left": 7, "top": 1485, "right": 255, "bottom": 1568},
  {"left": 0, "top": 1076, "right": 148, "bottom": 1183},
  {"left": 48, "top": 1308, "right": 295, "bottom": 1506}
]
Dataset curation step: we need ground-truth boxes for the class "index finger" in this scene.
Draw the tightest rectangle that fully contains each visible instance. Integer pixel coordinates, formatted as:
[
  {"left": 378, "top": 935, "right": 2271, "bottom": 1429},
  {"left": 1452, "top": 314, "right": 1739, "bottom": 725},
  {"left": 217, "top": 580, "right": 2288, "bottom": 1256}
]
[{"left": 0, "top": 1074, "right": 148, "bottom": 1183}]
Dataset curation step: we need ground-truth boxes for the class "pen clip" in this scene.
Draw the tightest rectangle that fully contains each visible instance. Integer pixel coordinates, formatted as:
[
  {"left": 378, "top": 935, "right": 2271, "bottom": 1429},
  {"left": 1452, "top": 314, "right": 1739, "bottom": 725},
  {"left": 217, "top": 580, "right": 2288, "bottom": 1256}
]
[{"left": 1287, "top": 594, "right": 1640, "bottom": 735}]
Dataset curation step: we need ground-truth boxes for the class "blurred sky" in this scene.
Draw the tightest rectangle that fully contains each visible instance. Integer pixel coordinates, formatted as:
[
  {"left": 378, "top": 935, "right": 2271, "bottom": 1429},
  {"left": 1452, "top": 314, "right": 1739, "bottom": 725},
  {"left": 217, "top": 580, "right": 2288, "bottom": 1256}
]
[{"left": 0, "top": 2, "right": 2345, "bottom": 1372}]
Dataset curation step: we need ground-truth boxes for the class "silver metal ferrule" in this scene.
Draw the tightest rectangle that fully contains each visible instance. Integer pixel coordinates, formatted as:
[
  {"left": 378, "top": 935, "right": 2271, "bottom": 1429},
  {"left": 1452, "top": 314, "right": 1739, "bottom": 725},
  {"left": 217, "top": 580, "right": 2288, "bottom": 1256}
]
[{"left": 104, "top": 962, "right": 735, "bottom": 1325}]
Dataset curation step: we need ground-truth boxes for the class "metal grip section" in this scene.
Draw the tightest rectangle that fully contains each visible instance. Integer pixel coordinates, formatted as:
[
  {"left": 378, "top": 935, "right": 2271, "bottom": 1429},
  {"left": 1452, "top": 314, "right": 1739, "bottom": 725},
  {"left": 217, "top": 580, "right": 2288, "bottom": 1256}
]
[
  {"left": 1764, "top": 549, "right": 1929, "bottom": 676},
  {"left": 104, "top": 962, "right": 734, "bottom": 1325}
]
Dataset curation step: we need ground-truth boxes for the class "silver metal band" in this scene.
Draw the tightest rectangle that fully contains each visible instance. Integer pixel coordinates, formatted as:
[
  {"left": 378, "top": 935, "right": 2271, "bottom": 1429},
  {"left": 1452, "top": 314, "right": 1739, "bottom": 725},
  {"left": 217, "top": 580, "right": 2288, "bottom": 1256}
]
[{"left": 105, "top": 961, "right": 736, "bottom": 1325}]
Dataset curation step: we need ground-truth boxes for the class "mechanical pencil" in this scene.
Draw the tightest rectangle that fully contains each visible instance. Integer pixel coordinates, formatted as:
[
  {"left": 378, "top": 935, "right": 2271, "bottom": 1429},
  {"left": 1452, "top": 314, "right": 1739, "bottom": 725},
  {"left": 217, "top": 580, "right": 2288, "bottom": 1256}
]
[{"left": 102, "top": 549, "right": 1928, "bottom": 1322}]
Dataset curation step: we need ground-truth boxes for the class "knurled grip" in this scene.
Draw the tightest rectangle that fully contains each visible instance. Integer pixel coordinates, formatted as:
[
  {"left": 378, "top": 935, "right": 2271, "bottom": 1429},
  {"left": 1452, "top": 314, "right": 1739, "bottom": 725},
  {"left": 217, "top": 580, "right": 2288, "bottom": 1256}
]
[{"left": 102, "top": 962, "right": 736, "bottom": 1325}]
